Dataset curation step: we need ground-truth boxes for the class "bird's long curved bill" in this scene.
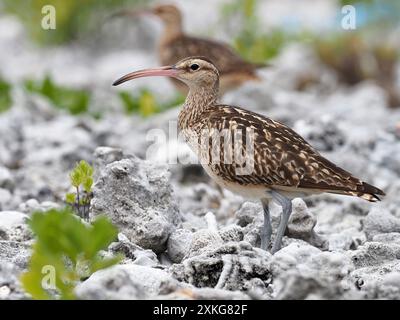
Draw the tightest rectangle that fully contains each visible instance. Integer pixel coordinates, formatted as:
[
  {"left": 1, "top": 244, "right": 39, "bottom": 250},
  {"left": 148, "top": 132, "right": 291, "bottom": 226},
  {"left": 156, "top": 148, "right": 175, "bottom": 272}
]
[{"left": 113, "top": 66, "right": 178, "bottom": 86}]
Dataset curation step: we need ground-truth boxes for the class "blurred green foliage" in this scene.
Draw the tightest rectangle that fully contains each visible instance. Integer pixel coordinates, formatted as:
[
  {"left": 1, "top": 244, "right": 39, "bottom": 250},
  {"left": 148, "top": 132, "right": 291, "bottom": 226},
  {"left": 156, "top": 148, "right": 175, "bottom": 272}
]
[
  {"left": 220, "top": 0, "right": 291, "bottom": 63},
  {"left": 2, "top": 0, "right": 149, "bottom": 45},
  {"left": 0, "top": 78, "right": 12, "bottom": 113},
  {"left": 119, "top": 89, "right": 185, "bottom": 117},
  {"left": 314, "top": 33, "right": 400, "bottom": 107},
  {"left": 66, "top": 160, "right": 94, "bottom": 220},
  {"left": 24, "top": 76, "right": 90, "bottom": 115},
  {"left": 21, "top": 207, "right": 121, "bottom": 300},
  {"left": 340, "top": 0, "right": 374, "bottom": 4}
]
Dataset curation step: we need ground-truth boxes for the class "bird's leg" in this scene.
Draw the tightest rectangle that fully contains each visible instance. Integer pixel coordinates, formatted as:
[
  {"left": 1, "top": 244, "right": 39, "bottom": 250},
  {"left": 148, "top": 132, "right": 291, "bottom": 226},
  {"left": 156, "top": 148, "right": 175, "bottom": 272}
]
[
  {"left": 260, "top": 198, "right": 272, "bottom": 251},
  {"left": 270, "top": 190, "right": 292, "bottom": 254}
]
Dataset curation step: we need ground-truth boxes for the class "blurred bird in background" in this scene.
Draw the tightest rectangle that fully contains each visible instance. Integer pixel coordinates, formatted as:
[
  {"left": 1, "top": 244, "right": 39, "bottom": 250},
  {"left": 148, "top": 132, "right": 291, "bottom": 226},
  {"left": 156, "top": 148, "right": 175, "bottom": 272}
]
[{"left": 112, "top": 3, "right": 266, "bottom": 95}]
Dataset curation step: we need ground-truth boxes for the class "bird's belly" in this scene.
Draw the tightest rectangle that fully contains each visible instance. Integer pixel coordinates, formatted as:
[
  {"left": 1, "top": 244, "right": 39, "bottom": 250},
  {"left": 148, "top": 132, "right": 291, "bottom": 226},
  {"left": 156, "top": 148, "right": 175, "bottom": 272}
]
[
  {"left": 201, "top": 164, "right": 270, "bottom": 200},
  {"left": 202, "top": 163, "right": 320, "bottom": 201}
]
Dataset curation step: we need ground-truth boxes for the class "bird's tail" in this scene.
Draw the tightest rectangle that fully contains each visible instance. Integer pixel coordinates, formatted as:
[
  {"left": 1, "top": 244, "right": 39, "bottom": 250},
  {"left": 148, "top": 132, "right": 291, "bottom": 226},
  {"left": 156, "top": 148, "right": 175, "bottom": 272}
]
[{"left": 327, "top": 182, "right": 385, "bottom": 202}]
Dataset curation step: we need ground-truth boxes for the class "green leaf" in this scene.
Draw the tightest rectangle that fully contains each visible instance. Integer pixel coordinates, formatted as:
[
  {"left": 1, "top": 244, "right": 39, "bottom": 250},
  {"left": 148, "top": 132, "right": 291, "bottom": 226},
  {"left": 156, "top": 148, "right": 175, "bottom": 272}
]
[
  {"left": 65, "top": 193, "right": 76, "bottom": 204},
  {"left": 78, "top": 160, "right": 94, "bottom": 179},
  {"left": 69, "top": 160, "right": 93, "bottom": 189},
  {"left": 69, "top": 169, "right": 82, "bottom": 188},
  {"left": 82, "top": 177, "right": 93, "bottom": 194},
  {"left": 21, "top": 208, "right": 120, "bottom": 300},
  {"left": 85, "top": 216, "right": 118, "bottom": 259},
  {"left": 119, "top": 91, "right": 140, "bottom": 114}
]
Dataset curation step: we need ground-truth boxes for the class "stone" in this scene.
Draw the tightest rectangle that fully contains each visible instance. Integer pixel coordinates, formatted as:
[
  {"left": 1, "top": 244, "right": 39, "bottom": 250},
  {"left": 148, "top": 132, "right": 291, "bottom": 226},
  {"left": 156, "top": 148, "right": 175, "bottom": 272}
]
[
  {"left": 93, "top": 146, "right": 123, "bottom": 177},
  {"left": 186, "top": 229, "right": 224, "bottom": 258},
  {"left": 170, "top": 241, "right": 271, "bottom": 291},
  {"left": 0, "top": 190, "right": 13, "bottom": 211},
  {"left": 75, "top": 264, "right": 175, "bottom": 299},
  {"left": 293, "top": 116, "right": 346, "bottom": 152},
  {"left": 167, "top": 229, "right": 193, "bottom": 263},
  {"left": 108, "top": 233, "right": 159, "bottom": 267},
  {"left": 362, "top": 207, "right": 400, "bottom": 240},
  {"left": 0, "top": 262, "right": 27, "bottom": 300},
  {"left": 274, "top": 271, "right": 360, "bottom": 300},
  {"left": 18, "top": 199, "right": 60, "bottom": 215},
  {"left": 0, "top": 211, "right": 31, "bottom": 241},
  {"left": 269, "top": 242, "right": 322, "bottom": 277},
  {"left": 286, "top": 198, "right": 328, "bottom": 250},
  {"left": 0, "top": 241, "right": 31, "bottom": 269},
  {"left": 327, "top": 228, "right": 366, "bottom": 251},
  {"left": 372, "top": 272, "right": 400, "bottom": 299},
  {"left": 273, "top": 249, "right": 359, "bottom": 300},
  {"left": 218, "top": 225, "right": 244, "bottom": 243},
  {"left": 235, "top": 202, "right": 260, "bottom": 227},
  {"left": 372, "top": 233, "right": 400, "bottom": 244},
  {"left": 348, "top": 241, "right": 400, "bottom": 268},
  {"left": 91, "top": 157, "right": 181, "bottom": 253},
  {"left": 0, "top": 167, "right": 13, "bottom": 190}
]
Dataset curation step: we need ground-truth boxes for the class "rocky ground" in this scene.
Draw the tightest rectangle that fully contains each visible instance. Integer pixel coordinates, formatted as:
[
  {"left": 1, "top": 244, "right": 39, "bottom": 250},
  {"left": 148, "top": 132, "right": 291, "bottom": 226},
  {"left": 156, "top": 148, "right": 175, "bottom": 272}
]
[{"left": 1, "top": 3, "right": 400, "bottom": 300}]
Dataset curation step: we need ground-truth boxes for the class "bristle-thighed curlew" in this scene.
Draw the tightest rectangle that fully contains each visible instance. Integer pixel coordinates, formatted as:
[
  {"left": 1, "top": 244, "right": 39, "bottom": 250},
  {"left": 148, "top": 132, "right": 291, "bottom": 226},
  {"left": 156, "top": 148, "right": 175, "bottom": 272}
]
[
  {"left": 113, "top": 56, "right": 385, "bottom": 253},
  {"left": 112, "top": 4, "right": 265, "bottom": 95}
]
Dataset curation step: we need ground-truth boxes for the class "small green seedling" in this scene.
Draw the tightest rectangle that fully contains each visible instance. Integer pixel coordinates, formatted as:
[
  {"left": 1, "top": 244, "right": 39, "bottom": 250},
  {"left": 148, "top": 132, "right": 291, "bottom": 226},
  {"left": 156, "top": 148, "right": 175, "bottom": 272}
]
[
  {"left": 20, "top": 207, "right": 121, "bottom": 300},
  {"left": 66, "top": 160, "right": 94, "bottom": 220}
]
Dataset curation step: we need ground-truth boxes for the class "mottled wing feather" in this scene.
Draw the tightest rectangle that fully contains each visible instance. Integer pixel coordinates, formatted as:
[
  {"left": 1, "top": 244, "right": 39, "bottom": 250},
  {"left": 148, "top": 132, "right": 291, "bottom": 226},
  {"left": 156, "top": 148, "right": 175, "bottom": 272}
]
[
  {"left": 161, "top": 36, "right": 261, "bottom": 75},
  {"left": 204, "top": 105, "right": 384, "bottom": 200}
]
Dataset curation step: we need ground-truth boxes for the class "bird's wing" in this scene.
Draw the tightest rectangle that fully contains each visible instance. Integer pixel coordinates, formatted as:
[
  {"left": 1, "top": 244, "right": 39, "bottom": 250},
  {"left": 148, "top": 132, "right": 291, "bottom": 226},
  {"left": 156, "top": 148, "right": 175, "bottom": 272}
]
[
  {"left": 162, "top": 36, "right": 262, "bottom": 75},
  {"left": 203, "top": 105, "right": 384, "bottom": 201}
]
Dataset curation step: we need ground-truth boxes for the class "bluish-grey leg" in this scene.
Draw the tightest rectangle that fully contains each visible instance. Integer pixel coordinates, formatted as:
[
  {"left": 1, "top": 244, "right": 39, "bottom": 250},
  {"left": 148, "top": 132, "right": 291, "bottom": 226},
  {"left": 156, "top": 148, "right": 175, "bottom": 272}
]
[
  {"left": 260, "top": 198, "right": 272, "bottom": 251},
  {"left": 270, "top": 190, "right": 292, "bottom": 254}
]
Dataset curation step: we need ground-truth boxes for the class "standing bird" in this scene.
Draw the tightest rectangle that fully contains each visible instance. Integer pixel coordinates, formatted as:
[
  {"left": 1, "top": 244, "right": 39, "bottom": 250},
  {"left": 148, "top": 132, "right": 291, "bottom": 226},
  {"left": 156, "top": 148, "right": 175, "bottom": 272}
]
[
  {"left": 113, "top": 57, "right": 385, "bottom": 253},
  {"left": 113, "top": 4, "right": 265, "bottom": 94}
]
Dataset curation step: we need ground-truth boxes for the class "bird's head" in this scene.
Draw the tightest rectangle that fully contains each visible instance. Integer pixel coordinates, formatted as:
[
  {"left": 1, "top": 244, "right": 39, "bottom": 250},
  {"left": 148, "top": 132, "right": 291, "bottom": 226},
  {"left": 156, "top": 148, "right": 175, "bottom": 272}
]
[
  {"left": 113, "top": 57, "right": 219, "bottom": 90},
  {"left": 109, "top": 4, "right": 181, "bottom": 26},
  {"left": 151, "top": 4, "right": 182, "bottom": 24}
]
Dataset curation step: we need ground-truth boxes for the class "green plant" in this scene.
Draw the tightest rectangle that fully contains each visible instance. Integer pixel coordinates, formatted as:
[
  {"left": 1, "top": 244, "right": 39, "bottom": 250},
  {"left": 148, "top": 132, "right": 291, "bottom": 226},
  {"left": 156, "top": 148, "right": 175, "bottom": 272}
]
[
  {"left": 66, "top": 160, "right": 94, "bottom": 220},
  {"left": 21, "top": 207, "right": 121, "bottom": 300},
  {"left": 314, "top": 33, "right": 400, "bottom": 107},
  {"left": 0, "top": 78, "right": 12, "bottom": 113},
  {"left": 24, "top": 75, "right": 91, "bottom": 115},
  {"left": 220, "top": 0, "right": 290, "bottom": 63},
  {"left": 119, "top": 89, "right": 185, "bottom": 117},
  {"left": 2, "top": 0, "right": 150, "bottom": 45}
]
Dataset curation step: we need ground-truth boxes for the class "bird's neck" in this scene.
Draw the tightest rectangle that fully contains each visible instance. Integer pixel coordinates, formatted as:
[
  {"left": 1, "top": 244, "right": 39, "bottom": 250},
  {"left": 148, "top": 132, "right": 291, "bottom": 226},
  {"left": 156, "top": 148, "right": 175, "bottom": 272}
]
[
  {"left": 179, "top": 84, "right": 219, "bottom": 130},
  {"left": 161, "top": 20, "right": 183, "bottom": 44}
]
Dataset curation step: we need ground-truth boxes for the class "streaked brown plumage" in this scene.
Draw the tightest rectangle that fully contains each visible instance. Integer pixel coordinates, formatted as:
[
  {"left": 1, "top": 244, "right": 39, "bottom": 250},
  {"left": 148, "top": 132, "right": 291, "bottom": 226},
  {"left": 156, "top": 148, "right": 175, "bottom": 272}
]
[
  {"left": 113, "top": 56, "right": 385, "bottom": 253},
  {"left": 116, "top": 4, "right": 264, "bottom": 94},
  {"left": 200, "top": 105, "right": 383, "bottom": 202}
]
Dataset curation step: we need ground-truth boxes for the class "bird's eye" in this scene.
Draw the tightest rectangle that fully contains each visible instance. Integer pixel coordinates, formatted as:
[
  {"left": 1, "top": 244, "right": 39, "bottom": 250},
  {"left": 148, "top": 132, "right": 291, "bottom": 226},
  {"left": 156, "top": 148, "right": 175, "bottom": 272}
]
[{"left": 190, "top": 63, "right": 200, "bottom": 71}]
